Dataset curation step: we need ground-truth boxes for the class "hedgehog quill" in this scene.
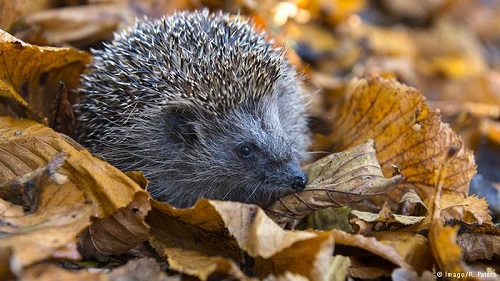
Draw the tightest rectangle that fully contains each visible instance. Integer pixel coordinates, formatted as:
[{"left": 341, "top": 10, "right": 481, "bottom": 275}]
[{"left": 76, "top": 10, "right": 311, "bottom": 208}]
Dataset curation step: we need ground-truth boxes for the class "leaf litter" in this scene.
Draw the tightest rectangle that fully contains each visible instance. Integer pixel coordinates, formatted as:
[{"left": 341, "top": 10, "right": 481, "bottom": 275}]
[{"left": 0, "top": 0, "right": 498, "bottom": 280}]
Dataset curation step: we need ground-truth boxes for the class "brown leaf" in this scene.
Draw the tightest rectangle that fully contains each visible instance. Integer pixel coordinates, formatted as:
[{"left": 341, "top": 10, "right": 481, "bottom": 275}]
[
  {"left": 0, "top": 29, "right": 91, "bottom": 123},
  {"left": 147, "top": 199, "right": 334, "bottom": 280},
  {"left": 298, "top": 207, "right": 353, "bottom": 232},
  {"left": 373, "top": 231, "right": 432, "bottom": 273},
  {"left": 20, "top": 5, "right": 129, "bottom": 48},
  {"left": 0, "top": 116, "right": 149, "bottom": 217},
  {"left": 457, "top": 232, "right": 500, "bottom": 261},
  {"left": 0, "top": 117, "right": 151, "bottom": 261},
  {"left": 266, "top": 139, "right": 403, "bottom": 228},
  {"left": 428, "top": 148, "right": 473, "bottom": 277},
  {"left": 78, "top": 193, "right": 150, "bottom": 260},
  {"left": 49, "top": 81, "right": 75, "bottom": 138},
  {"left": 107, "top": 257, "right": 179, "bottom": 281},
  {"left": 331, "top": 229, "right": 412, "bottom": 270},
  {"left": 320, "top": 76, "right": 476, "bottom": 208},
  {"left": 0, "top": 154, "right": 93, "bottom": 274},
  {"left": 398, "top": 189, "right": 427, "bottom": 216},
  {"left": 0, "top": 0, "right": 51, "bottom": 30},
  {"left": 0, "top": 152, "right": 66, "bottom": 212}
]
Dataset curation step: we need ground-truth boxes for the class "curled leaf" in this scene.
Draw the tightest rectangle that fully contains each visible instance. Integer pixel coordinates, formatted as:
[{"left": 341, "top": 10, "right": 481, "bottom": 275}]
[
  {"left": 321, "top": 76, "right": 476, "bottom": 208},
  {"left": 266, "top": 139, "right": 403, "bottom": 228},
  {"left": 0, "top": 117, "right": 151, "bottom": 261},
  {"left": 148, "top": 199, "right": 334, "bottom": 280},
  {"left": 0, "top": 154, "right": 93, "bottom": 273},
  {"left": 0, "top": 29, "right": 91, "bottom": 122}
]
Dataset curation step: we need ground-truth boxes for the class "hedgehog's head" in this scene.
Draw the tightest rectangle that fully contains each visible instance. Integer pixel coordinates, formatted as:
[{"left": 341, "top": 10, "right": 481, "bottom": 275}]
[{"left": 158, "top": 85, "right": 310, "bottom": 207}]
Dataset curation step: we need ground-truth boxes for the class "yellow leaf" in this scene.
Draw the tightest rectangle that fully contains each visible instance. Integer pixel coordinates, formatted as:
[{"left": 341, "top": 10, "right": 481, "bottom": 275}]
[
  {"left": 148, "top": 199, "right": 334, "bottom": 280},
  {"left": 0, "top": 29, "right": 91, "bottom": 122},
  {"left": 320, "top": 76, "right": 476, "bottom": 208},
  {"left": 0, "top": 117, "right": 151, "bottom": 262},
  {"left": 0, "top": 154, "right": 93, "bottom": 274}
]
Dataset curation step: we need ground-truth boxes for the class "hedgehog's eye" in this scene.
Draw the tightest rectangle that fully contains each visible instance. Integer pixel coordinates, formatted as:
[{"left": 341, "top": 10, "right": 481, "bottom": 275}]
[{"left": 236, "top": 143, "right": 256, "bottom": 159}]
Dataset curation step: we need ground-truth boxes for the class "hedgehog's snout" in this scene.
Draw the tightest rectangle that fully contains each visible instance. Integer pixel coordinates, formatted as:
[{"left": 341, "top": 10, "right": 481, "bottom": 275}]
[
  {"left": 280, "top": 161, "right": 307, "bottom": 191},
  {"left": 291, "top": 172, "right": 307, "bottom": 191}
]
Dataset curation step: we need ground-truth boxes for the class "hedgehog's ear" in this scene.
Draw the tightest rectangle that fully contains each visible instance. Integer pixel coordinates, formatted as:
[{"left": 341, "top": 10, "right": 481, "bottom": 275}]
[{"left": 164, "top": 106, "right": 198, "bottom": 145}]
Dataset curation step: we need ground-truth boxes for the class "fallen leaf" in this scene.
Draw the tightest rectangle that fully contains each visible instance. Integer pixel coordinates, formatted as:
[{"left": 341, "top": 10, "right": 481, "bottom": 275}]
[
  {"left": 0, "top": 116, "right": 149, "bottom": 217},
  {"left": 320, "top": 76, "right": 476, "bottom": 208},
  {"left": 331, "top": 229, "right": 412, "bottom": 270},
  {"left": 414, "top": 20, "right": 486, "bottom": 79},
  {"left": 350, "top": 210, "right": 425, "bottom": 226},
  {"left": 49, "top": 82, "right": 75, "bottom": 139},
  {"left": 457, "top": 232, "right": 500, "bottom": 261},
  {"left": 0, "top": 29, "right": 91, "bottom": 123},
  {"left": 78, "top": 195, "right": 150, "bottom": 260},
  {"left": 373, "top": 231, "right": 432, "bottom": 274},
  {"left": 441, "top": 194, "right": 492, "bottom": 225},
  {"left": 0, "top": 0, "right": 50, "bottom": 30},
  {"left": 148, "top": 199, "right": 334, "bottom": 280},
  {"left": 398, "top": 189, "right": 427, "bottom": 216},
  {"left": 266, "top": 139, "right": 403, "bottom": 228},
  {"left": 106, "top": 257, "right": 178, "bottom": 281},
  {"left": 20, "top": 5, "right": 130, "bottom": 48},
  {"left": 0, "top": 154, "right": 93, "bottom": 275},
  {"left": 0, "top": 116, "right": 151, "bottom": 264},
  {"left": 428, "top": 147, "right": 473, "bottom": 277},
  {"left": 329, "top": 255, "right": 351, "bottom": 281},
  {"left": 298, "top": 206, "right": 353, "bottom": 232}
]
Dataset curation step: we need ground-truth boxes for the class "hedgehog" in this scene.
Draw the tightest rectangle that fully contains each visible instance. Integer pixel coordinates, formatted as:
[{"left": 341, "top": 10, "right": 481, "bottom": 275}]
[{"left": 75, "top": 9, "right": 311, "bottom": 208}]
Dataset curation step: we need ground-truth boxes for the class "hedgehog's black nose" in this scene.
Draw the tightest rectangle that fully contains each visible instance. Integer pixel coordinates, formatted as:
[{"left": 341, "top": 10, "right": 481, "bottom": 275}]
[{"left": 291, "top": 172, "right": 307, "bottom": 191}]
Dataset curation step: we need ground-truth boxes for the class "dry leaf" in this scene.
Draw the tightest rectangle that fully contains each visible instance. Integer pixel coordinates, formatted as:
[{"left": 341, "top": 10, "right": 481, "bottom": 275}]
[
  {"left": 20, "top": 5, "right": 130, "bottom": 48},
  {"left": 148, "top": 199, "right": 334, "bottom": 280},
  {"left": 49, "top": 82, "right": 75, "bottom": 139},
  {"left": 398, "top": 189, "right": 427, "bottom": 216},
  {"left": 0, "top": 29, "right": 91, "bottom": 123},
  {"left": 428, "top": 148, "right": 473, "bottom": 277},
  {"left": 329, "top": 255, "right": 351, "bottom": 281},
  {"left": 298, "top": 206, "right": 353, "bottom": 232},
  {"left": 0, "top": 152, "right": 66, "bottom": 212},
  {"left": 0, "top": 0, "right": 52, "bottom": 30},
  {"left": 0, "top": 154, "right": 93, "bottom": 276},
  {"left": 0, "top": 116, "right": 151, "bottom": 263},
  {"left": 107, "top": 257, "right": 178, "bottom": 281},
  {"left": 0, "top": 116, "right": 149, "bottom": 217},
  {"left": 350, "top": 210, "right": 425, "bottom": 226},
  {"left": 414, "top": 20, "right": 486, "bottom": 79},
  {"left": 457, "top": 232, "right": 500, "bottom": 261},
  {"left": 441, "top": 194, "right": 492, "bottom": 225},
  {"left": 266, "top": 139, "right": 403, "bottom": 228},
  {"left": 321, "top": 76, "right": 476, "bottom": 208},
  {"left": 331, "top": 229, "right": 412, "bottom": 270},
  {"left": 78, "top": 197, "right": 150, "bottom": 260},
  {"left": 373, "top": 231, "right": 432, "bottom": 273}
]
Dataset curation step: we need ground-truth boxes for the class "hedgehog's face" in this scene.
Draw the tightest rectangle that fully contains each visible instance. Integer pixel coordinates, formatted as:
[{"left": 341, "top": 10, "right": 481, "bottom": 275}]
[{"left": 165, "top": 102, "right": 309, "bottom": 207}]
